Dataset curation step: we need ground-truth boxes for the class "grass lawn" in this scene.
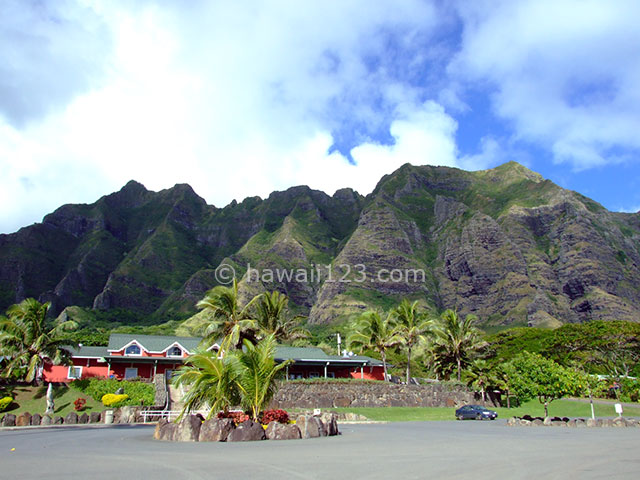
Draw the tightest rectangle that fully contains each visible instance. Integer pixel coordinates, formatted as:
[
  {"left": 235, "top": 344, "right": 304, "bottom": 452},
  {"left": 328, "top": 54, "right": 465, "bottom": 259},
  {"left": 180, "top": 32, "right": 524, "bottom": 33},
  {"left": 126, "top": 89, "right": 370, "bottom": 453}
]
[
  {"left": 0, "top": 384, "right": 103, "bottom": 417},
  {"left": 331, "top": 399, "right": 640, "bottom": 422}
]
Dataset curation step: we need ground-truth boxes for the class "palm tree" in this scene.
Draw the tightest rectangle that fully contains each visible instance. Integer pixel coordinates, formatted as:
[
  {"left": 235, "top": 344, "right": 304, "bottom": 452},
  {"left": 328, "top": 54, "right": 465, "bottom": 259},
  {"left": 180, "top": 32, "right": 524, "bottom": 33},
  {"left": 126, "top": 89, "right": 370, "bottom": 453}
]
[
  {"left": 432, "top": 309, "right": 482, "bottom": 382},
  {"left": 0, "top": 298, "right": 77, "bottom": 383},
  {"left": 348, "top": 310, "right": 400, "bottom": 381},
  {"left": 465, "top": 359, "right": 495, "bottom": 405},
  {"left": 196, "top": 279, "right": 259, "bottom": 352},
  {"left": 232, "top": 334, "right": 291, "bottom": 422},
  {"left": 254, "top": 291, "right": 310, "bottom": 343},
  {"left": 392, "top": 300, "right": 433, "bottom": 384},
  {"left": 172, "top": 351, "right": 240, "bottom": 419}
]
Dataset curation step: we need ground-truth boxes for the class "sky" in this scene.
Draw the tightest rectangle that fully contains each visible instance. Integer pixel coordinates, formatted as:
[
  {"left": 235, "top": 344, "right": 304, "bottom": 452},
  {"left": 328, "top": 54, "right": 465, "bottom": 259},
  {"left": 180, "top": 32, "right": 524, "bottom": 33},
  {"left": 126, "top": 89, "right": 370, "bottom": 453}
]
[{"left": 1, "top": 0, "right": 640, "bottom": 234}]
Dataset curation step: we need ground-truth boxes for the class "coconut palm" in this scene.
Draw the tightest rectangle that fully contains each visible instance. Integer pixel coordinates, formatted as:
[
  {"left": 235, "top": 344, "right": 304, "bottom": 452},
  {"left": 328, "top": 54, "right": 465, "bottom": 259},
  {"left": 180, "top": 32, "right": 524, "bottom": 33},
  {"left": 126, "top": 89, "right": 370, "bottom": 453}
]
[
  {"left": 254, "top": 291, "right": 310, "bottom": 343},
  {"left": 172, "top": 351, "right": 240, "bottom": 419},
  {"left": 232, "top": 334, "right": 291, "bottom": 422},
  {"left": 0, "top": 298, "right": 77, "bottom": 383},
  {"left": 196, "top": 279, "right": 259, "bottom": 352},
  {"left": 432, "top": 309, "right": 482, "bottom": 382},
  {"left": 465, "top": 359, "right": 495, "bottom": 405},
  {"left": 348, "top": 310, "right": 401, "bottom": 381},
  {"left": 392, "top": 300, "right": 433, "bottom": 384}
]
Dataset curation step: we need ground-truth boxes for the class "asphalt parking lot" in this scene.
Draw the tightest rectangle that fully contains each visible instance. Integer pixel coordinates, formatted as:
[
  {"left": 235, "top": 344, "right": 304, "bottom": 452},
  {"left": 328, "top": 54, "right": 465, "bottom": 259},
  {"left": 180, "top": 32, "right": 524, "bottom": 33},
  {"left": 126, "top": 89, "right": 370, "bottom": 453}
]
[{"left": 1, "top": 420, "right": 639, "bottom": 479}]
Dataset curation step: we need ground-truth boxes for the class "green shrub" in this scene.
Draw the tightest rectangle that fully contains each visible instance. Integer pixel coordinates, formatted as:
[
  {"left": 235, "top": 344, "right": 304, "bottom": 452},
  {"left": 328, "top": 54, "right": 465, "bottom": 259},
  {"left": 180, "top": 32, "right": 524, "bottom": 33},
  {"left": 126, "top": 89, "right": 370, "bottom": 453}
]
[
  {"left": 0, "top": 396, "right": 13, "bottom": 412},
  {"left": 102, "top": 393, "right": 129, "bottom": 407},
  {"left": 72, "top": 378, "right": 154, "bottom": 406}
]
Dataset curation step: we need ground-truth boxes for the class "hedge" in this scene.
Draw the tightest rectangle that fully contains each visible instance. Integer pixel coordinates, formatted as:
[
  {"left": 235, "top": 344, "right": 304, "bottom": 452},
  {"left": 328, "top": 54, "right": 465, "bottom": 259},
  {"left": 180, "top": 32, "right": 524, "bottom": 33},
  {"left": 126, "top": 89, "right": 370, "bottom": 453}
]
[{"left": 71, "top": 378, "right": 154, "bottom": 406}]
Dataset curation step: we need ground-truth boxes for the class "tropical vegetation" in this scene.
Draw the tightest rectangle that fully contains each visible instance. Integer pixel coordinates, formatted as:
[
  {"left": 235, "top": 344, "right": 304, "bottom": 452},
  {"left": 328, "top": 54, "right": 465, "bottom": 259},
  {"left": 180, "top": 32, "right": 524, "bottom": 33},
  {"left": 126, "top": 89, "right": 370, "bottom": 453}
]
[{"left": 0, "top": 298, "right": 77, "bottom": 383}]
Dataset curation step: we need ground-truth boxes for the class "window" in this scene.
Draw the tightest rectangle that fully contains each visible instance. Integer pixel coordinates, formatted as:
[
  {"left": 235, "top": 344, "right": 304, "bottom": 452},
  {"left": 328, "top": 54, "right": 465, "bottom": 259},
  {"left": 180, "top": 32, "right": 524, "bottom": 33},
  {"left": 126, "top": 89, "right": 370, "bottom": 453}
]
[
  {"left": 125, "top": 344, "right": 141, "bottom": 356},
  {"left": 67, "top": 366, "right": 83, "bottom": 380},
  {"left": 167, "top": 346, "right": 183, "bottom": 357},
  {"left": 125, "top": 368, "right": 138, "bottom": 379}
]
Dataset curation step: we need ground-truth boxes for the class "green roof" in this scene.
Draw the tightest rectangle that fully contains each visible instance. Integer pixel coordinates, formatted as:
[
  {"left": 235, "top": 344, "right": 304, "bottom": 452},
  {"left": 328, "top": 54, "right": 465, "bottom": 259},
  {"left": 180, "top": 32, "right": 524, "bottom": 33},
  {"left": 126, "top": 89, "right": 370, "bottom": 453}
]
[
  {"left": 274, "top": 346, "right": 329, "bottom": 361},
  {"left": 64, "top": 345, "right": 109, "bottom": 358},
  {"left": 107, "top": 334, "right": 204, "bottom": 353}
]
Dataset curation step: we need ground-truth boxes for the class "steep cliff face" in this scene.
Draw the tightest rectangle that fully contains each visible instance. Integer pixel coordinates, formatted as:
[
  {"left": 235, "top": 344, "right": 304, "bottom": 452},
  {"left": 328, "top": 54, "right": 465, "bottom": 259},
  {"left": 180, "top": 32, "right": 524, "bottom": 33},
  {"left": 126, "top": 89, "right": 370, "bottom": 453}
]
[{"left": 2, "top": 162, "right": 640, "bottom": 328}]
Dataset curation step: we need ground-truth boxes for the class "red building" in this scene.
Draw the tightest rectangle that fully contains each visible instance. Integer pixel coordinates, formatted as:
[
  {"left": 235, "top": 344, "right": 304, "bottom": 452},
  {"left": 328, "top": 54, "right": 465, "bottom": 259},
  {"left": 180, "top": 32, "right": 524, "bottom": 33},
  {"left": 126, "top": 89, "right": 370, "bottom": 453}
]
[{"left": 43, "top": 334, "right": 385, "bottom": 383}]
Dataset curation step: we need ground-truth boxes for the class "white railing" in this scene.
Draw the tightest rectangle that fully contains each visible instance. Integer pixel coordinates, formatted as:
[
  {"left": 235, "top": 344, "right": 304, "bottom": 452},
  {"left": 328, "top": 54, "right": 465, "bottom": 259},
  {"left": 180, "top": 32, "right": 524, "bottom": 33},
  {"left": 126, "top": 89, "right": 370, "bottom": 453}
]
[{"left": 141, "top": 408, "right": 243, "bottom": 423}]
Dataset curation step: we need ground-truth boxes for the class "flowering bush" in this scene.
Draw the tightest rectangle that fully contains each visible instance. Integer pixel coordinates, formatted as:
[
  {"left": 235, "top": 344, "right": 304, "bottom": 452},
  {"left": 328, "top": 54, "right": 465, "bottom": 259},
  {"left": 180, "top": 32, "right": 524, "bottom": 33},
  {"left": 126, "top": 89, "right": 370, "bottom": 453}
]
[
  {"left": 260, "top": 409, "right": 289, "bottom": 425},
  {"left": 73, "top": 397, "right": 87, "bottom": 411},
  {"left": 0, "top": 396, "right": 13, "bottom": 412},
  {"left": 217, "top": 411, "right": 250, "bottom": 424},
  {"left": 101, "top": 393, "right": 129, "bottom": 407}
]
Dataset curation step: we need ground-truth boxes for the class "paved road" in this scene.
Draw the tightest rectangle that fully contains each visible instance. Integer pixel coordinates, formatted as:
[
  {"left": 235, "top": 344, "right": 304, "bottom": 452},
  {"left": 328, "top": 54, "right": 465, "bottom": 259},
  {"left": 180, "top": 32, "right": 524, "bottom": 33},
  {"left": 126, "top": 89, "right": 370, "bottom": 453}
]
[{"left": 1, "top": 421, "right": 639, "bottom": 479}]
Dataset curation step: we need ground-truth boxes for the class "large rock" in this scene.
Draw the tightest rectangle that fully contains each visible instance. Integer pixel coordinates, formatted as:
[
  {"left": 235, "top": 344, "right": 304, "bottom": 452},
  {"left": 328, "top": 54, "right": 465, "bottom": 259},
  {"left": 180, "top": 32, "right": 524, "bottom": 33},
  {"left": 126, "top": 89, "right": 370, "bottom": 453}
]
[
  {"left": 53, "top": 416, "right": 63, "bottom": 425},
  {"left": 320, "top": 413, "right": 339, "bottom": 436},
  {"left": 265, "top": 422, "right": 301, "bottom": 441},
  {"left": 31, "top": 413, "right": 42, "bottom": 426},
  {"left": 64, "top": 412, "right": 78, "bottom": 425},
  {"left": 90, "top": 412, "right": 101, "bottom": 423},
  {"left": 199, "top": 418, "right": 235, "bottom": 442},
  {"left": 2, "top": 414, "right": 16, "bottom": 427},
  {"left": 118, "top": 406, "right": 137, "bottom": 424},
  {"left": 586, "top": 418, "right": 599, "bottom": 427},
  {"left": 227, "top": 420, "right": 266, "bottom": 442},
  {"left": 154, "top": 418, "right": 177, "bottom": 441},
  {"left": 174, "top": 415, "right": 202, "bottom": 442},
  {"left": 16, "top": 412, "right": 32, "bottom": 427},
  {"left": 78, "top": 413, "right": 89, "bottom": 424},
  {"left": 41, "top": 415, "right": 52, "bottom": 426},
  {"left": 296, "top": 415, "right": 326, "bottom": 438}
]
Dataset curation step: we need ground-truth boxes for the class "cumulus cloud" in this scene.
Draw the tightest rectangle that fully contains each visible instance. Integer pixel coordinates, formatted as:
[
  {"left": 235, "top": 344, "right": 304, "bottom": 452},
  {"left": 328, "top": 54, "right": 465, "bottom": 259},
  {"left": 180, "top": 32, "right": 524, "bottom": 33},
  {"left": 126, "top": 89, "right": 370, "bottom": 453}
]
[{"left": 451, "top": 0, "right": 640, "bottom": 169}]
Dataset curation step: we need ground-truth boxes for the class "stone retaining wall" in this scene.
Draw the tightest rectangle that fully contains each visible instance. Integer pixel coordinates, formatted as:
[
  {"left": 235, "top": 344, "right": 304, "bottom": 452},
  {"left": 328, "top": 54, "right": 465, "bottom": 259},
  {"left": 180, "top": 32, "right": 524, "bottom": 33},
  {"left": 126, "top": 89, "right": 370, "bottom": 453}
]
[{"left": 270, "top": 381, "right": 481, "bottom": 409}]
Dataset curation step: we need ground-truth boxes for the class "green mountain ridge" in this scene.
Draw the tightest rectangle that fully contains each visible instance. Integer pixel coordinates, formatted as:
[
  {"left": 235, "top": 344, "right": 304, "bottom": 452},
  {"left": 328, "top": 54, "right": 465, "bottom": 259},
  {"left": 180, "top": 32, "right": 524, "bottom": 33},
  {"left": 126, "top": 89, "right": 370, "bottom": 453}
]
[{"left": 2, "top": 161, "right": 639, "bottom": 329}]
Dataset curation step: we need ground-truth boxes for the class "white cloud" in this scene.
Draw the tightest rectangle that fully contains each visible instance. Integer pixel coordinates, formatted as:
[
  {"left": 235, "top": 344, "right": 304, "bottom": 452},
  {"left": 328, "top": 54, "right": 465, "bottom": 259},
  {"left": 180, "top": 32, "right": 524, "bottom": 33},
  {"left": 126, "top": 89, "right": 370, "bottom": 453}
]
[
  {"left": 2, "top": 0, "right": 463, "bottom": 233},
  {"left": 451, "top": 0, "right": 640, "bottom": 169}
]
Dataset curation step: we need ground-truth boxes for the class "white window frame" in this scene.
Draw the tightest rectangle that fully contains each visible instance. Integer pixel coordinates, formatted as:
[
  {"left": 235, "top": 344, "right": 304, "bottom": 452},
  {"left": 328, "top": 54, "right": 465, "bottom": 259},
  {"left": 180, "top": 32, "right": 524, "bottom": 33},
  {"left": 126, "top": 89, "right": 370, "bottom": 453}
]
[
  {"left": 67, "top": 366, "right": 83, "bottom": 380},
  {"left": 124, "top": 344, "right": 143, "bottom": 356},
  {"left": 166, "top": 346, "right": 183, "bottom": 358}
]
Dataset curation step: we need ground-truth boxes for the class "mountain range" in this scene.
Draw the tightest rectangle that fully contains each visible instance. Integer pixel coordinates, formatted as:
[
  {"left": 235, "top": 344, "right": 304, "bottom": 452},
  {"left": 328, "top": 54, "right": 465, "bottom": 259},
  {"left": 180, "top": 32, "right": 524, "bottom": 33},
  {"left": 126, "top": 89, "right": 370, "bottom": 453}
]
[{"left": 2, "top": 161, "right": 640, "bottom": 329}]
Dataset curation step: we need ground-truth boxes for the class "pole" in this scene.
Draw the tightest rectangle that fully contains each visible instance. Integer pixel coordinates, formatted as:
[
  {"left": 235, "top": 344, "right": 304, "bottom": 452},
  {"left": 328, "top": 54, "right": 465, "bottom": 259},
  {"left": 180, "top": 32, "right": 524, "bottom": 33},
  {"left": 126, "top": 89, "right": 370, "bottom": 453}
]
[{"left": 337, "top": 333, "right": 341, "bottom": 356}]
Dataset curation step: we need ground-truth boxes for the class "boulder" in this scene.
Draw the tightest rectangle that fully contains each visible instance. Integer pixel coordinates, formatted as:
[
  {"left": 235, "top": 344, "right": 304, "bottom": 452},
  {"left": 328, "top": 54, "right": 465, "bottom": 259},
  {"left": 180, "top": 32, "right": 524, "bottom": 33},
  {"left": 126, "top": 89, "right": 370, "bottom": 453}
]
[
  {"left": 543, "top": 417, "right": 552, "bottom": 426},
  {"left": 2, "top": 414, "right": 16, "bottom": 427},
  {"left": 31, "top": 413, "right": 42, "bottom": 426},
  {"left": 507, "top": 417, "right": 517, "bottom": 426},
  {"left": 567, "top": 419, "right": 577, "bottom": 428},
  {"left": 575, "top": 418, "right": 587, "bottom": 428},
  {"left": 612, "top": 417, "right": 628, "bottom": 428},
  {"left": 154, "top": 418, "right": 177, "bottom": 441},
  {"left": 586, "top": 418, "right": 600, "bottom": 428},
  {"left": 115, "top": 387, "right": 125, "bottom": 395},
  {"left": 320, "top": 413, "right": 339, "bottom": 436},
  {"left": 199, "top": 418, "right": 235, "bottom": 442},
  {"left": 16, "top": 412, "right": 32, "bottom": 427},
  {"left": 53, "top": 416, "right": 63, "bottom": 425},
  {"left": 532, "top": 419, "right": 544, "bottom": 426},
  {"left": 518, "top": 419, "right": 531, "bottom": 426},
  {"left": 90, "top": 412, "right": 101, "bottom": 423},
  {"left": 601, "top": 418, "right": 613, "bottom": 427},
  {"left": 296, "top": 415, "right": 326, "bottom": 438},
  {"left": 118, "top": 406, "right": 137, "bottom": 424},
  {"left": 78, "top": 413, "right": 89, "bottom": 424},
  {"left": 227, "top": 420, "right": 266, "bottom": 442},
  {"left": 174, "top": 415, "right": 202, "bottom": 442},
  {"left": 551, "top": 420, "right": 567, "bottom": 427},
  {"left": 64, "top": 412, "right": 78, "bottom": 425},
  {"left": 41, "top": 415, "right": 52, "bottom": 426},
  {"left": 265, "top": 422, "right": 301, "bottom": 441}
]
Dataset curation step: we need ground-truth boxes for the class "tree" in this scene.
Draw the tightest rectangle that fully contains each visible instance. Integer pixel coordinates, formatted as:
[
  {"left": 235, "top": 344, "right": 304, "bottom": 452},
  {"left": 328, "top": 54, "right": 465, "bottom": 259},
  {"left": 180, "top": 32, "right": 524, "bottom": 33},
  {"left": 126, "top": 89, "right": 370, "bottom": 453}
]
[
  {"left": 393, "top": 300, "right": 433, "bottom": 384},
  {"left": 432, "top": 309, "right": 482, "bottom": 381},
  {"left": 196, "top": 279, "right": 259, "bottom": 352},
  {"left": 232, "top": 334, "right": 291, "bottom": 422},
  {"left": 508, "top": 352, "right": 585, "bottom": 417},
  {"left": 348, "top": 310, "right": 401, "bottom": 380},
  {"left": 464, "top": 359, "right": 495, "bottom": 405},
  {"left": 172, "top": 350, "right": 240, "bottom": 419},
  {"left": 254, "top": 291, "right": 310, "bottom": 343},
  {"left": 0, "top": 298, "right": 77, "bottom": 383}
]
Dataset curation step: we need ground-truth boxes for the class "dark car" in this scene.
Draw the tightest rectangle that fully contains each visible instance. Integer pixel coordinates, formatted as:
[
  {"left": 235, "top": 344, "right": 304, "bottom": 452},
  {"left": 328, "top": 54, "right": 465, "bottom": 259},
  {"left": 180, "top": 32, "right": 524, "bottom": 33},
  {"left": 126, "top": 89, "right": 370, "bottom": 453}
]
[{"left": 455, "top": 405, "right": 498, "bottom": 420}]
